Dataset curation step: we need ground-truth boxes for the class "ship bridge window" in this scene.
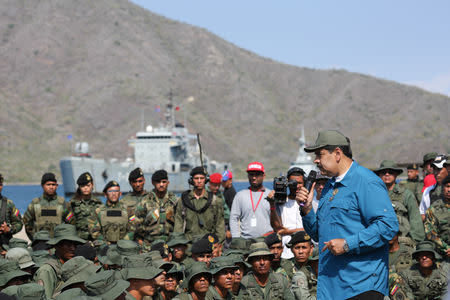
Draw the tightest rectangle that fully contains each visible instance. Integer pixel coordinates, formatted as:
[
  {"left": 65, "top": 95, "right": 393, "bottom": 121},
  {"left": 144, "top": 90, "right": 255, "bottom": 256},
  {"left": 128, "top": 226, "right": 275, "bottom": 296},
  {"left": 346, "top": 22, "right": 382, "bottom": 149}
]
[
  {"left": 137, "top": 136, "right": 171, "bottom": 139},
  {"left": 180, "top": 163, "right": 190, "bottom": 172},
  {"left": 172, "top": 164, "right": 176, "bottom": 172}
]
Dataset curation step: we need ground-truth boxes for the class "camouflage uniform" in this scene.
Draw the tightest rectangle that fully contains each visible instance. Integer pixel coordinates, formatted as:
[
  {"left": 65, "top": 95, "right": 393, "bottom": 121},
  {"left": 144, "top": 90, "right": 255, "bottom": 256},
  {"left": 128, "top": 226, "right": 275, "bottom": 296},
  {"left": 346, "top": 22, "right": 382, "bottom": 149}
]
[
  {"left": 388, "top": 185, "right": 425, "bottom": 243},
  {"left": 69, "top": 195, "right": 102, "bottom": 240},
  {"left": 121, "top": 190, "right": 149, "bottom": 216},
  {"left": 0, "top": 194, "right": 23, "bottom": 247},
  {"left": 239, "top": 272, "right": 295, "bottom": 300},
  {"left": 400, "top": 263, "right": 448, "bottom": 299},
  {"left": 400, "top": 178, "right": 423, "bottom": 204},
  {"left": 174, "top": 190, "right": 225, "bottom": 243},
  {"left": 272, "top": 259, "right": 294, "bottom": 281},
  {"left": 88, "top": 201, "right": 134, "bottom": 243},
  {"left": 387, "top": 244, "right": 414, "bottom": 300},
  {"left": 22, "top": 194, "right": 73, "bottom": 239},
  {"left": 424, "top": 198, "right": 450, "bottom": 256},
  {"left": 34, "top": 255, "right": 64, "bottom": 297},
  {"left": 291, "top": 262, "right": 317, "bottom": 300},
  {"left": 134, "top": 190, "right": 178, "bottom": 245}
]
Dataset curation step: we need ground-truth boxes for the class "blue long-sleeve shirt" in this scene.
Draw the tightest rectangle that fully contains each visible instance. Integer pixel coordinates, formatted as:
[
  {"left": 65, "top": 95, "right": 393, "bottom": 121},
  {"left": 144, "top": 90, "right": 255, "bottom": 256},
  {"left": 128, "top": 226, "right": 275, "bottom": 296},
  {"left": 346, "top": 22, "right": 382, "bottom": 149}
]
[{"left": 302, "top": 161, "right": 399, "bottom": 299}]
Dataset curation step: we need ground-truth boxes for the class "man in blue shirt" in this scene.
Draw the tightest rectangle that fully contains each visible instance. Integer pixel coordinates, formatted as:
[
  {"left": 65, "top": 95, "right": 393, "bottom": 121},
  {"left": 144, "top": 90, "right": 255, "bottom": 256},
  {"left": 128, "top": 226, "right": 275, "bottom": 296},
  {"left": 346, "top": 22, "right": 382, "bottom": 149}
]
[{"left": 297, "top": 130, "right": 399, "bottom": 300}]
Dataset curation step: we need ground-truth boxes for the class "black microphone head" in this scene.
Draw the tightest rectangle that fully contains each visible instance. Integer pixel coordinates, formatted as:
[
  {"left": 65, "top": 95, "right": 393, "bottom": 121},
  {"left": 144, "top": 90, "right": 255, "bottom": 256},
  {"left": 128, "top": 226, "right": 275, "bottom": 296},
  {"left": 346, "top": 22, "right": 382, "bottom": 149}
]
[
  {"left": 304, "top": 170, "right": 317, "bottom": 192},
  {"left": 308, "top": 170, "right": 317, "bottom": 180}
]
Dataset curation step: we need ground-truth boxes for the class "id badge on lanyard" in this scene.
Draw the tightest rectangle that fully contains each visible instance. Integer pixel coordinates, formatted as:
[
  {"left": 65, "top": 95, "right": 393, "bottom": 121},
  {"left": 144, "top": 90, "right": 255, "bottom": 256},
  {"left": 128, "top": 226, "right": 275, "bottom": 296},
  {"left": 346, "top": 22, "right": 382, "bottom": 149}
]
[{"left": 250, "top": 190, "right": 263, "bottom": 227}]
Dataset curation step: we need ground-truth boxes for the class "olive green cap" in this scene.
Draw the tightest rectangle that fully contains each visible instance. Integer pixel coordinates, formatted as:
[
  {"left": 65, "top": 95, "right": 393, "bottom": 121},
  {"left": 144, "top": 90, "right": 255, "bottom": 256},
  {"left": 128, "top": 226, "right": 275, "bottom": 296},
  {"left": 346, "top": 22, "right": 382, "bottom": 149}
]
[
  {"left": 423, "top": 152, "right": 438, "bottom": 163},
  {"left": 412, "top": 241, "right": 441, "bottom": 260},
  {"left": 184, "top": 261, "right": 211, "bottom": 287},
  {"left": 0, "top": 259, "right": 32, "bottom": 286},
  {"left": 2, "top": 237, "right": 29, "bottom": 250},
  {"left": 85, "top": 270, "right": 130, "bottom": 299},
  {"left": 54, "top": 288, "right": 89, "bottom": 300},
  {"left": 121, "top": 255, "right": 163, "bottom": 280},
  {"left": 58, "top": 256, "right": 101, "bottom": 292},
  {"left": 32, "top": 250, "right": 53, "bottom": 265},
  {"left": 47, "top": 224, "right": 86, "bottom": 245},
  {"left": 146, "top": 251, "right": 174, "bottom": 272},
  {"left": 5, "top": 247, "right": 36, "bottom": 269},
  {"left": 167, "top": 263, "right": 184, "bottom": 281},
  {"left": 0, "top": 284, "right": 19, "bottom": 297},
  {"left": 229, "top": 237, "right": 251, "bottom": 251},
  {"left": 373, "top": 160, "right": 403, "bottom": 174},
  {"left": 16, "top": 283, "right": 48, "bottom": 300},
  {"left": 98, "top": 247, "right": 123, "bottom": 266},
  {"left": 246, "top": 242, "right": 274, "bottom": 261},
  {"left": 304, "top": 130, "right": 349, "bottom": 153},
  {"left": 116, "top": 239, "right": 140, "bottom": 256},
  {"left": 209, "top": 256, "right": 238, "bottom": 275},
  {"left": 167, "top": 233, "right": 190, "bottom": 248}
]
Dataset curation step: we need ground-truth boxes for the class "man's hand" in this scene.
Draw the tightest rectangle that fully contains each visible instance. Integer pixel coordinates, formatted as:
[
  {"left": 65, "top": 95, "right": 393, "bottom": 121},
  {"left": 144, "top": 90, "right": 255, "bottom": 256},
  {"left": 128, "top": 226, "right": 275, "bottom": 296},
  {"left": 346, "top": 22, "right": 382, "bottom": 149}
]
[
  {"left": 322, "top": 239, "right": 347, "bottom": 255},
  {"left": 296, "top": 184, "right": 315, "bottom": 215},
  {"left": 445, "top": 248, "right": 450, "bottom": 258},
  {"left": 0, "top": 222, "right": 10, "bottom": 234},
  {"left": 266, "top": 190, "right": 275, "bottom": 205}
]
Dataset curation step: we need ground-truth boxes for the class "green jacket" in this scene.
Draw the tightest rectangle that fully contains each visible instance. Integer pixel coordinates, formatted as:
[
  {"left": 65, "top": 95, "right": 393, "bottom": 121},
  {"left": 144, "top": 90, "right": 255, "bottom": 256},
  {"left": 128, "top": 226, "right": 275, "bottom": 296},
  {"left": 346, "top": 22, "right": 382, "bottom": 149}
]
[
  {"left": 208, "top": 285, "right": 235, "bottom": 300},
  {"left": 238, "top": 272, "right": 295, "bottom": 300},
  {"left": 271, "top": 259, "right": 294, "bottom": 281},
  {"left": 174, "top": 190, "right": 225, "bottom": 243},
  {"left": 23, "top": 194, "right": 72, "bottom": 240},
  {"left": 34, "top": 256, "right": 63, "bottom": 298},
  {"left": 88, "top": 201, "right": 134, "bottom": 243},
  {"left": 291, "top": 263, "right": 317, "bottom": 300},
  {"left": 400, "top": 178, "right": 423, "bottom": 205},
  {"left": 135, "top": 190, "right": 178, "bottom": 244},
  {"left": 389, "top": 185, "right": 425, "bottom": 242},
  {"left": 0, "top": 195, "right": 23, "bottom": 246},
  {"left": 424, "top": 199, "right": 450, "bottom": 256},
  {"left": 69, "top": 195, "right": 102, "bottom": 240},
  {"left": 121, "top": 190, "right": 149, "bottom": 216},
  {"left": 400, "top": 263, "right": 448, "bottom": 300}
]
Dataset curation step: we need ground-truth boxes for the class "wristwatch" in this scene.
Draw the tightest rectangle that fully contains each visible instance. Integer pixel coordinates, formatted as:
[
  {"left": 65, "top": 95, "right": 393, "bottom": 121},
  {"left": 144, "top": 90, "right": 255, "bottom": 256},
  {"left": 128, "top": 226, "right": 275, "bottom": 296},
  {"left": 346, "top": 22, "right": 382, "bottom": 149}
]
[{"left": 343, "top": 240, "right": 349, "bottom": 253}]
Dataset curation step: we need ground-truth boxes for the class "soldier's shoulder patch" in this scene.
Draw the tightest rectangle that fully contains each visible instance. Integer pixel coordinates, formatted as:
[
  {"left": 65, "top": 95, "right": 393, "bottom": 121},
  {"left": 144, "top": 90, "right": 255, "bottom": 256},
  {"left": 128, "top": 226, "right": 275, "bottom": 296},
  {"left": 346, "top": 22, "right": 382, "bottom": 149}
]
[
  {"left": 208, "top": 235, "right": 215, "bottom": 243},
  {"left": 129, "top": 215, "right": 136, "bottom": 221},
  {"left": 65, "top": 212, "right": 74, "bottom": 221}
]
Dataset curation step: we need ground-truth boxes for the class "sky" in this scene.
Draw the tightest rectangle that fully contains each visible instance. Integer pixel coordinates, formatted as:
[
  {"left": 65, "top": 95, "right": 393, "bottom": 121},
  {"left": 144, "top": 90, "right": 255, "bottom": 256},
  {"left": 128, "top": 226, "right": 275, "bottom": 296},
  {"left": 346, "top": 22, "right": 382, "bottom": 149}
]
[{"left": 131, "top": 0, "right": 450, "bottom": 96}]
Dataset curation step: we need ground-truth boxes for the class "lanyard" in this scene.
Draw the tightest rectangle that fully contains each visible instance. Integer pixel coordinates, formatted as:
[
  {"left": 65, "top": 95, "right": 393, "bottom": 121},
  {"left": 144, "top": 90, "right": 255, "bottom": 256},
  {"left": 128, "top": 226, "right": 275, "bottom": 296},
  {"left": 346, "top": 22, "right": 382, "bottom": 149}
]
[{"left": 250, "top": 190, "right": 264, "bottom": 213}]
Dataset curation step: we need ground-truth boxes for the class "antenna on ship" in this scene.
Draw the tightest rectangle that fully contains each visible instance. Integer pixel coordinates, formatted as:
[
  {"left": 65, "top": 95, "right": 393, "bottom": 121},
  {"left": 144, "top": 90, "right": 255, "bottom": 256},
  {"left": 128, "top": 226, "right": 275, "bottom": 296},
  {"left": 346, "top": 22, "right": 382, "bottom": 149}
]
[{"left": 165, "top": 90, "right": 176, "bottom": 129}]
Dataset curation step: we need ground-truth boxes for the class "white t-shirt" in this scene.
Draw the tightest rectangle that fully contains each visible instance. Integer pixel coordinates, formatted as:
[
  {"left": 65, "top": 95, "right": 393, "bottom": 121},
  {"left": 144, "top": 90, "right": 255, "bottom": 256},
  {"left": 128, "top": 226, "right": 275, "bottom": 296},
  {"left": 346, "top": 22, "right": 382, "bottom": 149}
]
[{"left": 278, "top": 198, "right": 303, "bottom": 259}]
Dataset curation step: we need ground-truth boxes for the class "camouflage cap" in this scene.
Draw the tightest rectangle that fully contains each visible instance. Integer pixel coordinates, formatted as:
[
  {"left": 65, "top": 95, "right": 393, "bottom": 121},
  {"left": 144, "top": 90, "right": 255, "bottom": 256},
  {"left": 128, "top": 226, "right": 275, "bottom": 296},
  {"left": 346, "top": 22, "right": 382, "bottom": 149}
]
[
  {"left": 31, "top": 250, "right": 53, "bottom": 265},
  {"left": 286, "top": 231, "right": 312, "bottom": 248},
  {"left": 167, "top": 233, "right": 190, "bottom": 248},
  {"left": 0, "top": 259, "right": 32, "bottom": 286},
  {"left": 129, "top": 167, "right": 144, "bottom": 182},
  {"left": 58, "top": 256, "right": 101, "bottom": 292},
  {"left": 423, "top": 152, "right": 438, "bottom": 163},
  {"left": 304, "top": 130, "right": 349, "bottom": 153},
  {"left": 264, "top": 232, "right": 282, "bottom": 247},
  {"left": 184, "top": 261, "right": 211, "bottom": 288},
  {"left": 373, "top": 160, "right": 403, "bottom": 174},
  {"left": 77, "top": 172, "right": 93, "bottom": 186},
  {"left": 209, "top": 256, "right": 238, "bottom": 275},
  {"left": 85, "top": 270, "right": 130, "bottom": 299},
  {"left": 121, "top": 255, "right": 163, "bottom": 281},
  {"left": 5, "top": 247, "right": 35, "bottom": 269},
  {"left": 47, "top": 224, "right": 86, "bottom": 245},
  {"left": 2, "top": 237, "right": 29, "bottom": 251},
  {"left": 246, "top": 242, "right": 274, "bottom": 261},
  {"left": 145, "top": 251, "right": 174, "bottom": 272},
  {"left": 16, "top": 283, "right": 48, "bottom": 300},
  {"left": 412, "top": 241, "right": 441, "bottom": 260},
  {"left": 116, "top": 239, "right": 140, "bottom": 256},
  {"left": 98, "top": 247, "right": 123, "bottom": 266},
  {"left": 102, "top": 180, "right": 120, "bottom": 193}
]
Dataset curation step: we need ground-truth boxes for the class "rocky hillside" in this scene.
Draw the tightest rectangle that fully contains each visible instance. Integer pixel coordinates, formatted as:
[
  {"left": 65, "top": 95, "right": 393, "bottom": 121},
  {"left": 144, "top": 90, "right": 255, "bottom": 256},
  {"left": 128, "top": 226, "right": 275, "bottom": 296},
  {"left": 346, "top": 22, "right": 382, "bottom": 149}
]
[{"left": 0, "top": 0, "right": 448, "bottom": 182}]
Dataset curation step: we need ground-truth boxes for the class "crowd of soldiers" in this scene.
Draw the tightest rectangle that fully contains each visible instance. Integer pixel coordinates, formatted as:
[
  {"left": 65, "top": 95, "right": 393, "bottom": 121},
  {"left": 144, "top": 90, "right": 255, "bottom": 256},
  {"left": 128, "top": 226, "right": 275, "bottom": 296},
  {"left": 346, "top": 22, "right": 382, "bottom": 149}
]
[{"left": 0, "top": 151, "right": 448, "bottom": 300}]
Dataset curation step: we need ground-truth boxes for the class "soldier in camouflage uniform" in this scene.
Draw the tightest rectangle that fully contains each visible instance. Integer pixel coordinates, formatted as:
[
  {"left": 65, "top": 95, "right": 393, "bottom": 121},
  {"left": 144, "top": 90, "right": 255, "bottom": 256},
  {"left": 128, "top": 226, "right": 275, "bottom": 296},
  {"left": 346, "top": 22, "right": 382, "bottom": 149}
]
[
  {"left": 238, "top": 242, "right": 295, "bottom": 300},
  {"left": 374, "top": 160, "right": 425, "bottom": 243},
  {"left": 174, "top": 167, "right": 225, "bottom": 243},
  {"left": 69, "top": 172, "right": 103, "bottom": 240},
  {"left": 135, "top": 170, "right": 177, "bottom": 247},
  {"left": 23, "top": 173, "right": 72, "bottom": 240},
  {"left": 121, "top": 167, "right": 149, "bottom": 216},
  {"left": 399, "top": 241, "right": 448, "bottom": 299},
  {"left": 387, "top": 233, "right": 414, "bottom": 299},
  {"left": 88, "top": 181, "right": 134, "bottom": 244},
  {"left": 208, "top": 256, "right": 238, "bottom": 300},
  {"left": 287, "top": 231, "right": 317, "bottom": 300},
  {"left": 420, "top": 155, "right": 449, "bottom": 217},
  {"left": 0, "top": 174, "right": 23, "bottom": 249},
  {"left": 264, "top": 232, "right": 294, "bottom": 280},
  {"left": 424, "top": 175, "right": 450, "bottom": 259},
  {"left": 400, "top": 163, "right": 423, "bottom": 204}
]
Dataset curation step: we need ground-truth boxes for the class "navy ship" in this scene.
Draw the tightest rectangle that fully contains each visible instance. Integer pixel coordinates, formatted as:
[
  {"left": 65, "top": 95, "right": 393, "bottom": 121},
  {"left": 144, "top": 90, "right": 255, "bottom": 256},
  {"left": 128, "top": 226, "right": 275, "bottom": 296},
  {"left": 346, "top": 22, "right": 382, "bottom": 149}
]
[
  {"left": 60, "top": 99, "right": 231, "bottom": 195},
  {"left": 290, "top": 127, "right": 317, "bottom": 175}
]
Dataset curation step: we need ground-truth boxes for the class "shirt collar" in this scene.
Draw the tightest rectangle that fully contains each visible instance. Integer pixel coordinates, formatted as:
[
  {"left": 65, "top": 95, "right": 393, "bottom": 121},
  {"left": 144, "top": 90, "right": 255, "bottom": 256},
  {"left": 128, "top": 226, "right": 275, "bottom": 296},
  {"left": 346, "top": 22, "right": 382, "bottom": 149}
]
[{"left": 332, "top": 161, "right": 355, "bottom": 187}]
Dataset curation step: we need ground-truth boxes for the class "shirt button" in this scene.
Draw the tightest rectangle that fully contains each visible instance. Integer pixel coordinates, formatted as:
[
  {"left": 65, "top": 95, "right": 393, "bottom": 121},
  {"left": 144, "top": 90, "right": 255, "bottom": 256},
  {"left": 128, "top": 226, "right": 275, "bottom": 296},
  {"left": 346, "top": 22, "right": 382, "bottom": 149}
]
[
  {"left": 372, "top": 273, "right": 377, "bottom": 276},
  {"left": 383, "top": 209, "right": 387, "bottom": 212}
]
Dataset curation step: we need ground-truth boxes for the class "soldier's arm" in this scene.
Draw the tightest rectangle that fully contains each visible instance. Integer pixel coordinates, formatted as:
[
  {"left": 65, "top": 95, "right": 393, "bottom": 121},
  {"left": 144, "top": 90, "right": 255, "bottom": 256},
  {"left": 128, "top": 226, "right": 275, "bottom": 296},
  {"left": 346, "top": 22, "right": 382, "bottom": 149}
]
[
  {"left": 424, "top": 207, "right": 449, "bottom": 254},
  {"left": 404, "top": 189, "right": 425, "bottom": 242},
  {"left": 88, "top": 210, "right": 103, "bottom": 241},
  {"left": 173, "top": 197, "right": 184, "bottom": 233},
  {"left": 291, "top": 271, "right": 316, "bottom": 300},
  {"left": 62, "top": 200, "right": 75, "bottom": 224},
  {"left": 7, "top": 200, "right": 23, "bottom": 234},
  {"left": 34, "top": 264, "right": 58, "bottom": 298},
  {"left": 398, "top": 270, "right": 415, "bottom": 299},
  {"left": 22, "top": 202, "right": 36, "bottom": 240},
  {"left": 214, "top": 196, "right": 226, "bottom": 243},
  {"left": 125, "top": 209, "right": 135, "bottom": 241}
]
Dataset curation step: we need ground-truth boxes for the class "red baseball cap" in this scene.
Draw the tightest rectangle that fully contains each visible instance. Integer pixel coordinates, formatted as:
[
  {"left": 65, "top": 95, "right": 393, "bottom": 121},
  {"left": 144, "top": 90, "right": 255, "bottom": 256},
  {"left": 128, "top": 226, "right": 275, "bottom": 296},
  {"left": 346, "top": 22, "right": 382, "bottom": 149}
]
[
  {"left": 209, "top": 173, "right": 222, "bottom": 184},
  {"left": 247, "top": 162, "right": 265, "bottom": 173}
]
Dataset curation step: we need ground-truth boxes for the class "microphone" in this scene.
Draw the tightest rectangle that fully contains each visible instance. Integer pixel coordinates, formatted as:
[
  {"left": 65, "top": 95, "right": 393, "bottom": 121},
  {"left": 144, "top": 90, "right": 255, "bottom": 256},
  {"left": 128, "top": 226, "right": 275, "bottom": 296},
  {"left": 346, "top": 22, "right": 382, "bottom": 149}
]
[{"left": 299, "top": 170, "right": 317, "bottom": 207}]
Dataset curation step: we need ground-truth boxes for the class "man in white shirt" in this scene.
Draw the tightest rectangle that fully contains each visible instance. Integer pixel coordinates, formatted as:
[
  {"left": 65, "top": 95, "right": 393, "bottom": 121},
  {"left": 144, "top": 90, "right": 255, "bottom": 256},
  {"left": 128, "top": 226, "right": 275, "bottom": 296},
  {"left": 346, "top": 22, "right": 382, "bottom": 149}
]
[{"left": 269, "top": 167, "right": 305, "bottom": 259}]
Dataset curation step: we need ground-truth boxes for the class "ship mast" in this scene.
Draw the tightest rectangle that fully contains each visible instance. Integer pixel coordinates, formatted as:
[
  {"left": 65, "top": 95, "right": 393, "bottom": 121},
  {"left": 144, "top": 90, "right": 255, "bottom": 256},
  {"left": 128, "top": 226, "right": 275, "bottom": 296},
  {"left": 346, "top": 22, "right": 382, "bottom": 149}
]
[{"left": 165, "top": 91, "right": 176, "bottom": 129}]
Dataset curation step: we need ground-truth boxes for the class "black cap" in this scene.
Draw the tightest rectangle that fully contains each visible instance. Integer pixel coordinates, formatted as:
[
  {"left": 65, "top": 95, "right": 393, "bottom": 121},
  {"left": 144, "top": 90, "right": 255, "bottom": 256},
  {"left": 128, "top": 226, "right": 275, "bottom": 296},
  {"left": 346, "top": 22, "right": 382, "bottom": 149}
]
[
  {"left": 191, "top": 237, "right": 213, "bottom": 254},
  {"left": 77, "top": 172, "right": 93, "bottom": 186},
  {"left": 41, "top": 173, "right": 57, "bottom": 185},
  {"left": 103, "top": 180, "right": 120, "bottom": 193},
  {"left": 150, "top": 241, "right": 170, "bottom": 258},
  {"left": 152, "top": 170, "right": 168, "bottom": 182},
  {"left": 75, "top": 243, "right": 97, "bottom": 262},
  {"left": 286, "top": 231, "right": 312, "bottom": 248},
  {"left": 264, "top": 232, "right": 282, "bottom": 247},
  {"left": 190, "top": 166, "right": 207, "bottom": 177},
  {"left": 129, "top": 167, "right": 144, "bottom": 182},
  {"left": 407, "top": 164, "right": 419, "bottom": 170},
  {"left": 443, "top": 175, "right": 450, "bottom": 186},
  {"left": 201, "top": 233, "right": 219, "bottom": 244},
  {"left": 287, "top": 167, "right": 305, "bottom": 178}
]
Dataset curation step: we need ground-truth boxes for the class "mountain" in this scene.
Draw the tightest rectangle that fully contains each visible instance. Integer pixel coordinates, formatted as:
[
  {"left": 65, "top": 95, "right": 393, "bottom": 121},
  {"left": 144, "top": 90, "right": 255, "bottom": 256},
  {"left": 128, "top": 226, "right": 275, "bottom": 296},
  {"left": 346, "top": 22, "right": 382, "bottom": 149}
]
[{"left": 0, "top": 0, "right": 448, "bottom": 182}]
